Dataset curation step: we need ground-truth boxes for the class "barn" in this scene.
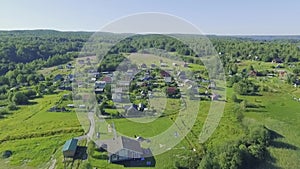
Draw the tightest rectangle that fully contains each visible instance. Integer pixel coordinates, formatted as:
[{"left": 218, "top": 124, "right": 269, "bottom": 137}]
[{"left": 62, "top": 138, "right": 78, "bottom": 158}]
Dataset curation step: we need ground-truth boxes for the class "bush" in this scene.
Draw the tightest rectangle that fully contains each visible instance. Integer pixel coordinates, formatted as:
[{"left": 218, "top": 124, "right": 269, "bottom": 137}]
[
  {"left": 233, "top": 79, "right": 258, "bottom": 95},
  {"left": 2, "top": 150, "right": 12, "bottom": 159},
  {"left": 13, "top": 91, "right": 29, "bottom": 105},
  {"left": 7, "top": 103, "right": 18, "bottom": 111},
  {"left": 232, "top": 94, "right": 239, "bottom": 103}
]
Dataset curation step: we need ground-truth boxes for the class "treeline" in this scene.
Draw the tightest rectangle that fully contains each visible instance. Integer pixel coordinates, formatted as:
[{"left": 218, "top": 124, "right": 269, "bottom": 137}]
[
  {"left": 108, "top": 34, "right": 196, "bottom": 56},
  {"left": 211, "top": 37, "right": 300, "bottom": 63},
  {"left": 107, "top": 34, "right": 300, "bottom": 64}
]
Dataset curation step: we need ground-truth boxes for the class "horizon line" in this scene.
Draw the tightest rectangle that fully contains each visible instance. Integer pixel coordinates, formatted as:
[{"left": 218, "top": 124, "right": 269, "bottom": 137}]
[{"left": 0, "top": 28, "right": 300, "bottom": 36}]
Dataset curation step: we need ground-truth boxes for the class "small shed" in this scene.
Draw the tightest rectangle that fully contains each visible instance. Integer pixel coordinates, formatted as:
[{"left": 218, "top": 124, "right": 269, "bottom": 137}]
[{"left": 62, "top": 138, "right": 78, "bottom": 158}]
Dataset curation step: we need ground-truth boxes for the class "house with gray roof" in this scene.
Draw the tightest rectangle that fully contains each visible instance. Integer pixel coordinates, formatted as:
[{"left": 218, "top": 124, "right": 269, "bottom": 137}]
[{"left": 106, "top": 136, "right": 143, "bottom": 163}]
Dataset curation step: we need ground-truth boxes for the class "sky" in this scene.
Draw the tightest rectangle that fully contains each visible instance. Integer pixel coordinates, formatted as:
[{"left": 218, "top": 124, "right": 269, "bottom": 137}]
[{"left": 0, "top": 0, "right": 300, "bottom": 35}]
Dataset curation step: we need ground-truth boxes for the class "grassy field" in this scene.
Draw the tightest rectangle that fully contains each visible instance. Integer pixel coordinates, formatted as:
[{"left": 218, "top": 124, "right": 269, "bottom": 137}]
[
  {"left": 241, "top": 86, "right": 300, "bottom": 169},
  {"left": 228, "top": 60, "right": 300, "bottom": 169},
  {"left": 0, "top": 91, "right": 83, "bottom": 168}
]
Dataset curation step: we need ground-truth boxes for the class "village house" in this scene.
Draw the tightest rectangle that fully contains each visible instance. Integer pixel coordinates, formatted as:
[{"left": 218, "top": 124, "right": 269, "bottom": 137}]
[
  {"left": 54, "top": 74, "right": 63, "bottom": 81},
  {"left": 93, "top": 72, "right": 101, "bottom": 78},
  {"left": 124, "top": 104, "right": 143, "bottom": 117},
  {"left": 160, "top": 62, "right": 168, "bottom": 67},
  {"left": 113, "top": 87, "right": 123, "bottom": 93},
  {"left": 67, "top": 74, "right": 75, "bottom": 82},
  {"left": 102, "top": 76, "right": 113, "bottom": 84},
  {"left": 90, "top": 77, "right": 97, "bottom": 82},
  {"left": 248, "top": 70, "right": 257, "bottom": 77},
  {"left": 164, "top": 76, "right": 172, "bottom": 83},
  {"left": 118, "top": 80, "right": 130, "bottom": 88},
  {"left": 177, "top": 71, "right": 187, "bottom": 81},
  {"left": 112, "top": 93, "right": 122, "bottom": 102},
  {"left": 294, "top": 79, "right": 300, "bottom": 87},
  {"left": 208, "top": 81, "right": 216, "bottom": 89},
  {"left": 183, "top": 62, "right": 189, "bottom": 68},
  {"left": 78, "top": 59, "right": 85, "bottom": 65},
  {"left": 160, "top": 70, "right": 171, "bottom": 78},
  {"left": 66, "top": 63, "right": 73, "bottom": 69},
  {"left": 67, "top": 104, "right": 75, "bottom": 108},
  {"left": 140, "top": 63, "right": 147, "bottom": 69},
  {"left": 184, "top": 79, "right": 193, "bottom": 86},
  {"left": 210, "top": 93, "right": 221, "bottom": 101},
  {"left": 150, "top": 63, "right": 156, "bottom": 69},
  {"left": 95, "top": 81, "right": 106, "bottom": 93},
  {"left": 103, "top": 136, "right": 144, "bottom": 163},
  {"left": 272, "top": 58, "right": 283, "bottom": 64},
  {"left": 278, "top": 70, "right": 287, "bottom": 78},
  {"left": 125, "top": 69, "right": 135, "bottom": 78}
]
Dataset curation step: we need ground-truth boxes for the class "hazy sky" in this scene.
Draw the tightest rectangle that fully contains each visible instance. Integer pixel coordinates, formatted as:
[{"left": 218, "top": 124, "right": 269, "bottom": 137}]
[{"left": 1, "top": 0, "right": 300, "bottom": 35}]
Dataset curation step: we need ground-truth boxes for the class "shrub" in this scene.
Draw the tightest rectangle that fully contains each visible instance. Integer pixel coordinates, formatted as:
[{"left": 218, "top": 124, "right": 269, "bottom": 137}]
[
  {"left": 2, "top": 150, "right": 12, "bottom": 159},
  {"left": 7, "top": 103, "right": 18, "bottom": 111},
  {"left": 13, "top": 91, "right": 29, "bottom": 105},
  {"left": 232, "top": 94, "right": 239, "bottom": 103}
]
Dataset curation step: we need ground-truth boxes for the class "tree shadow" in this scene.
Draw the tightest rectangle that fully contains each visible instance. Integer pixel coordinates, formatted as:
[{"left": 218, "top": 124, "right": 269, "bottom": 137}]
[
  {"left": 0, "top": 110, "right": 12, "bottom": 119},
  {"left": 258, "top": 151, "right": 282, "bottom": 169},
  {"left": 267, "top": 129, "right": 298, "bottom": 150},
  {"left": 246, "top": 93, "right": 263, "bottom": 96},
  {"left": 245, "top": 109, "right": 267, "bottom": 113},
  {"left": 255, "top": 145, "right": 282, "bottom": 169},
  {"left": 63, "top": 146, "right": 88, "bottom": 169},
  {"left": 26, "top": 101, "right": 38, "bottom": 105},
  {"left": 270, "top": 141, "right": 298, "bottom": 150},
  {"left": 246, "top": 104, "right": 265, "bottom": 108},
  {"left": 269, "top": 129, "right": 284, "bottom": 140}
]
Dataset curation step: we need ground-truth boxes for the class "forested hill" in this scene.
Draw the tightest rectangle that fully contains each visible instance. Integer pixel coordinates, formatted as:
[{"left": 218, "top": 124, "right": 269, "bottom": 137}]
[
  {"left": 0, "top": 30, "right": 92, "bottom": 63},
  {"left": 0, "top": 30, "right": 300, "bottom": 75}
]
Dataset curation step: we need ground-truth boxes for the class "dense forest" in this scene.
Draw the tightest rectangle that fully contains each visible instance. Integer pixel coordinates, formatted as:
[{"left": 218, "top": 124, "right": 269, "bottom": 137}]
[{"left": 0, "top": 30, "right": 91, "bottom": 75}]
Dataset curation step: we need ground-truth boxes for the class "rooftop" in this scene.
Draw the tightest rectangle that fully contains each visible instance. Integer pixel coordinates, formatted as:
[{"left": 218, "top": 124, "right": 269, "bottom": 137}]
[
  {"left": 107, "top": 136, "right": 143, "bottom": 154},
  {"left": 62, "top": 138, "right": 78, "bottom": 152}
]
